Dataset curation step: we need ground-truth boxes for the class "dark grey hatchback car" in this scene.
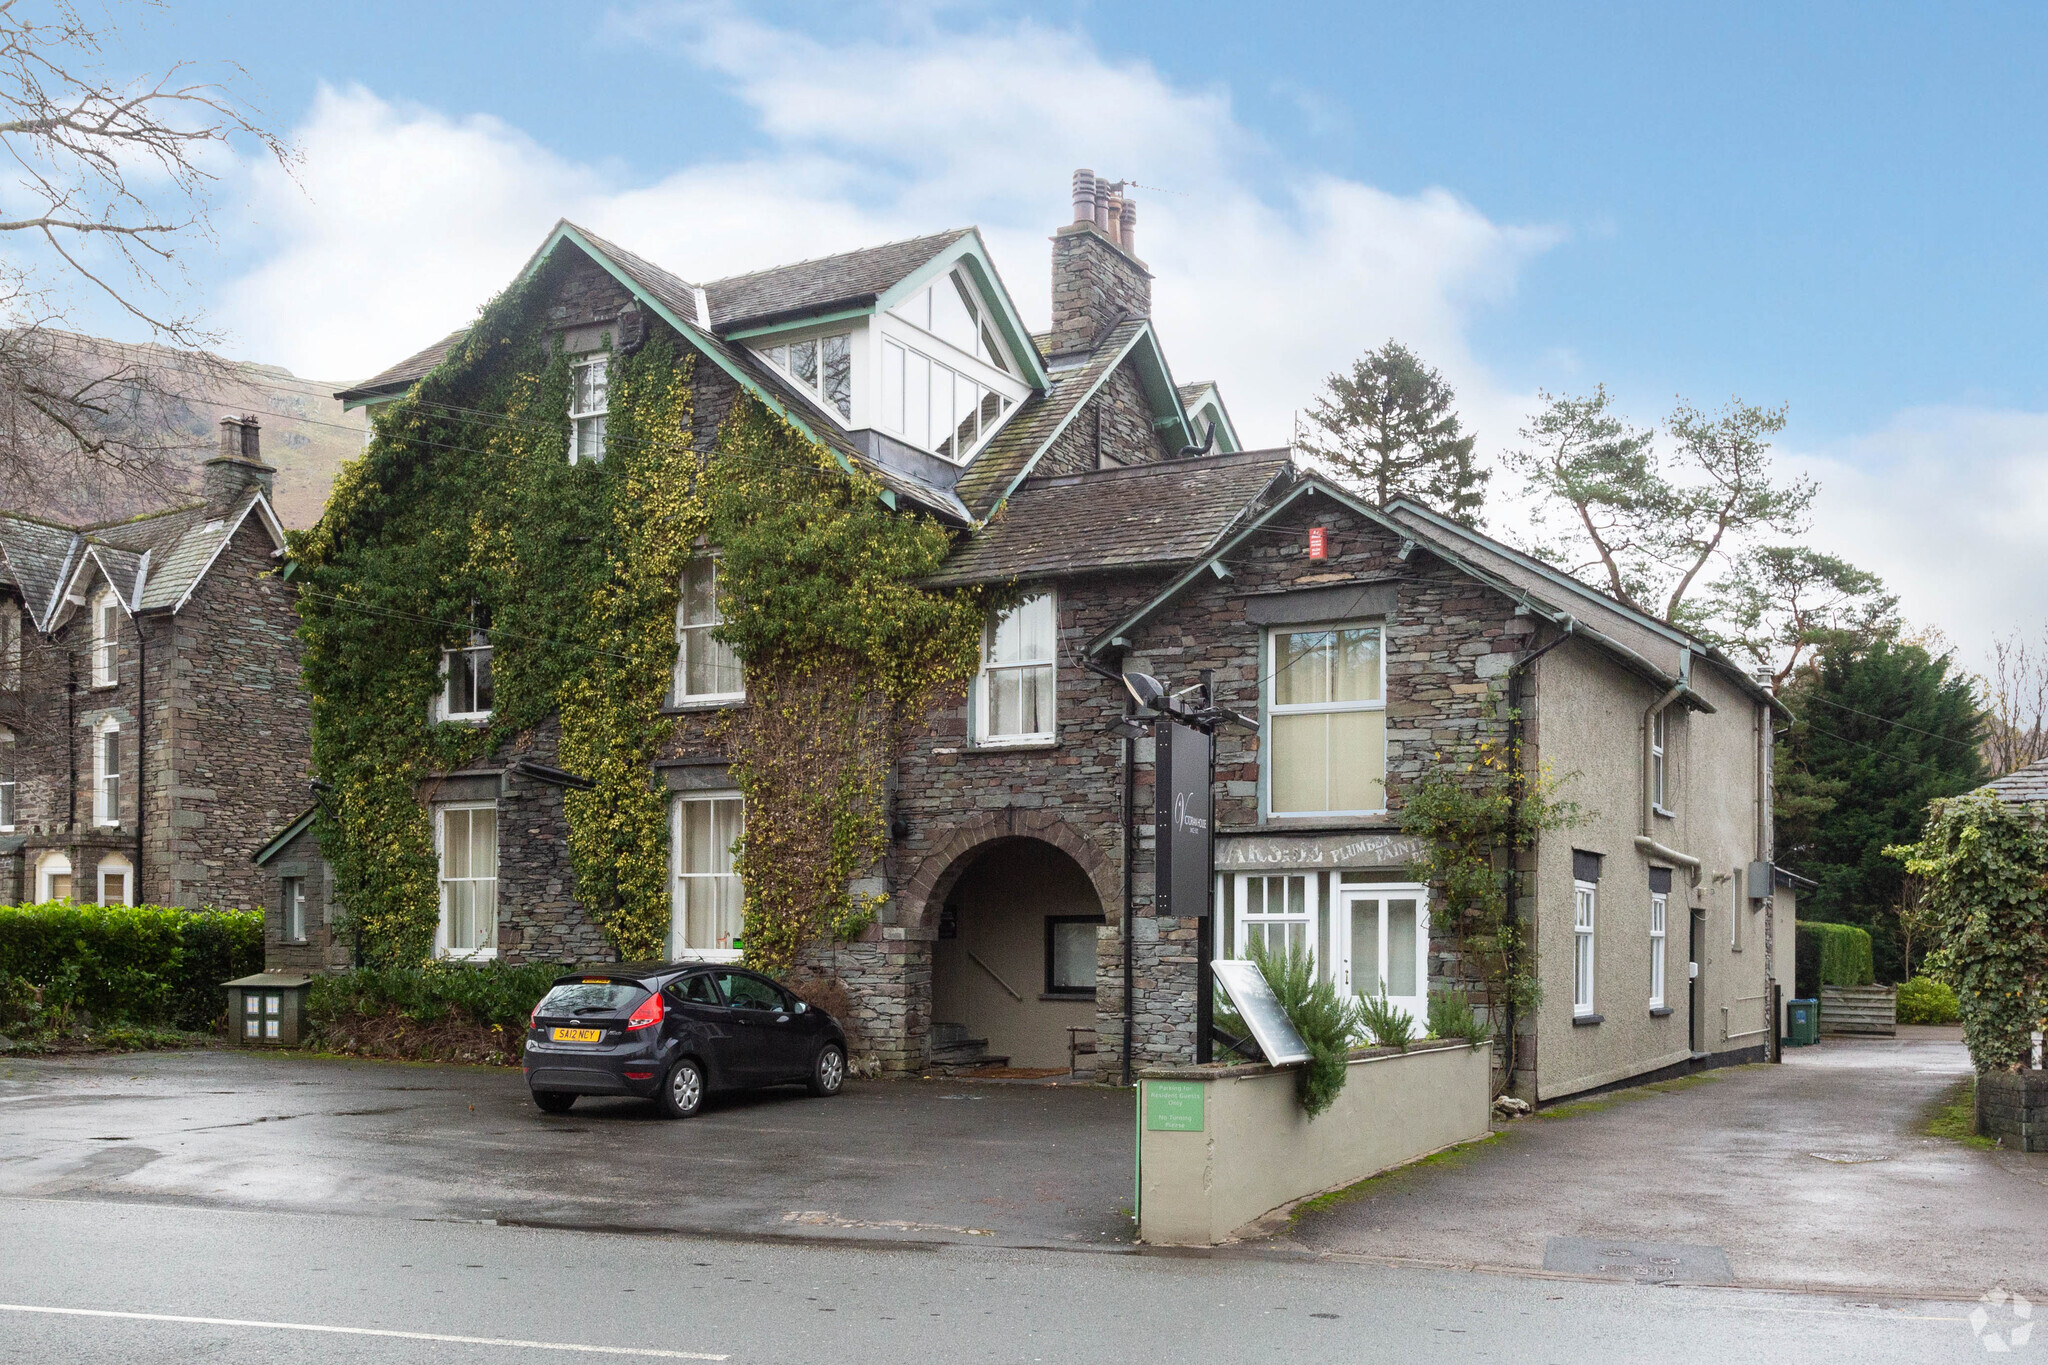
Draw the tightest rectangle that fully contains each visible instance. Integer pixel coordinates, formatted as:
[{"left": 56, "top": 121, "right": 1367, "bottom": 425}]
[{"left": 522, "top": 963, "right": 848, "bottom": 1118}]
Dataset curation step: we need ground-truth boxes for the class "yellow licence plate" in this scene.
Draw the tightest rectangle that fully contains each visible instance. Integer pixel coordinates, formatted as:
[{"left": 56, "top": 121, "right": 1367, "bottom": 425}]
[{"left": 551, "top": 1027, "right": 602, "bottom": 1043}]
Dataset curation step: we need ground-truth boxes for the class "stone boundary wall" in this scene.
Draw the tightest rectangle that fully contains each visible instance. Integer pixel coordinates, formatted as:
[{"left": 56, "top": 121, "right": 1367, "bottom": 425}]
[{"left": 1976, "top": 1068, "right": 2048, "bottom": 1152}]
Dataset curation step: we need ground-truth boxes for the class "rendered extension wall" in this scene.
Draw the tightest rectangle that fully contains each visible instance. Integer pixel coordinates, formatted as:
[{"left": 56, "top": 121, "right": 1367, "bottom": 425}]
[{"left": 1136, "top": 1040, "right": 1491, "bottom": 1246}]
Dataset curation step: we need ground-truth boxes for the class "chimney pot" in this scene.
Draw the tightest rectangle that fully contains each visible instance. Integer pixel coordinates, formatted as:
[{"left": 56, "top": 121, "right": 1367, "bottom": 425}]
[
  {"left": 240, "top": 413, "right": 261, "bottom": 462},
  {"left": 1093, "top": 179, "right": 1112, "bottom": 232},
  {"left": 219, "top": 415, "right": 243, "bottom": 460},
  {"left": 205, "top": 413, "right": 276, "bottom": 508},
  {"left": 1119, "top": 198, "right": 1138, "bottom": 255},
  {"left": 1071, "top": 168, "right": 1096, "bottom": 225}
]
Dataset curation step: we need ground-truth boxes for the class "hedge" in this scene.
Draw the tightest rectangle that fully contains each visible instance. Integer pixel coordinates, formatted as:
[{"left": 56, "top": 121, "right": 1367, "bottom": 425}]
[
  {"left": 0, "top": 902, "right": 263, "bottom": 1030},
  {"left": 305, "top": 960, "right": 566, "bottom": 1031},
  {"left": 1797, "top": 921, "right": 1874, "bottom": 990},
  {"left": 1895, "top": 976, "right": 1961, "bottom": 1026}
]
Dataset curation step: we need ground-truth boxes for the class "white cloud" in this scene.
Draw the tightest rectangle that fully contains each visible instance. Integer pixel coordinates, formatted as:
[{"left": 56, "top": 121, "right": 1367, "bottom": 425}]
[
  {"left": 1794, "top": 408, "right": 2048, "bottom": 674},
  {"left": 219, "top": 1, "right": 1555, "bottom": 450}
]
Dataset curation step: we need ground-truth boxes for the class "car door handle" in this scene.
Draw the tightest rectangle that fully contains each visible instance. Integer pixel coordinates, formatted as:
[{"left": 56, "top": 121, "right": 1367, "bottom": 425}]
[{"left": 774, "top": 1015, "right": 791, "bottom": 1024}]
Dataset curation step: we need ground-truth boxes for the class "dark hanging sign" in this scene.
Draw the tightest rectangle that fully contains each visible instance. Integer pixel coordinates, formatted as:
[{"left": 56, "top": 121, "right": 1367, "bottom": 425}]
[{"left": 1155, "top": 719, "right": 1214, "bottom": 920}]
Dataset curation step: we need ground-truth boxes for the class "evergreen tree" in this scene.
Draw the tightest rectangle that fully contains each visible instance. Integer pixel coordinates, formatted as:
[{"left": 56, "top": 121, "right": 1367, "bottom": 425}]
[
  {"left": 1778, "top": 638, "right": 1985, "bottom": 980},
  {"left": 1302, "top": 340, "right": 1487, "bottom": 524}
]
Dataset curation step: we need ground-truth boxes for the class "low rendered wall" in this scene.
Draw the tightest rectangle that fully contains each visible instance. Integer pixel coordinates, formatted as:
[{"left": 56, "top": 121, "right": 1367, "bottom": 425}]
[{"left": 1137, "top": 1039, "right": 1492, "bottom": 1246}]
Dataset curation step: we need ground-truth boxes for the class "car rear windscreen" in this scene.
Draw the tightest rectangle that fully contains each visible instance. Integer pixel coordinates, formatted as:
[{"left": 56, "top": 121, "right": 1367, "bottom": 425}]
[{"left": 537, "top": 982, "right": 649, "bottom": 1016}]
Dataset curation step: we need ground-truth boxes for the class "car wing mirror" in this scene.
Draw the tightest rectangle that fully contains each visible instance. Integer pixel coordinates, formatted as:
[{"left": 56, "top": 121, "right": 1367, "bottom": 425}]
[{"left": 793, "top": 1001, "right": 807, "bottom": 1013}]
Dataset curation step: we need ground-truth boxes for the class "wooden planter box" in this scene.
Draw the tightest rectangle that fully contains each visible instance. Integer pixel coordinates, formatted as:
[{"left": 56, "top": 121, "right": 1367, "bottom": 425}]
[
  {"left": 1976, "top": 1069, "right": 2048, "bottom": 1152},
  {"left": 1819, "top": 984, "right": 1896, "bottom": 1036}
]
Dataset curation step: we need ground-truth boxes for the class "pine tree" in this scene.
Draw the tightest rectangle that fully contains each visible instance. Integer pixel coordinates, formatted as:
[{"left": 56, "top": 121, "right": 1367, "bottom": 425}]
[
  {"left": 1301, "top": 340, "right": 1487, "bottom": 524},
  {"left": 1778, "top": 638, "right": 1984, "bottom": 980}
]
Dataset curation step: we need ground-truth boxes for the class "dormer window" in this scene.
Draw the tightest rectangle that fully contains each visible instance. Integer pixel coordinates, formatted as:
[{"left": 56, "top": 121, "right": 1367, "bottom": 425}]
[
  {"left": 91, "top": 590, "right": 118, "bottom": 686},
  {"left": 570, "top": 354, "right": 608, "bottom": 464},
  {"left": 892, "top": 267, "right": 1011, "bottom": 373},
  {"left": 879, "top": 343, "right": 1012, "bottom": 462},
  {"left": 762, "top": 333, "right": 852, "bottom": 420}
]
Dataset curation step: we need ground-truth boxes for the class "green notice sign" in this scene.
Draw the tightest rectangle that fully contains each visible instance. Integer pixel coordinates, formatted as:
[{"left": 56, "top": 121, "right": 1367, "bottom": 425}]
[{"left": 1145, "top": 1080, "right": 1206, "bottom": 1132}]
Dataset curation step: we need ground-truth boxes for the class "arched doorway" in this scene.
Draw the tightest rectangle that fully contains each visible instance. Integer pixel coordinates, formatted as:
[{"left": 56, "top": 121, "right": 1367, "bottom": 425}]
[{"left": 930, "top": 838, "right": 1105, "bottom": 1070}]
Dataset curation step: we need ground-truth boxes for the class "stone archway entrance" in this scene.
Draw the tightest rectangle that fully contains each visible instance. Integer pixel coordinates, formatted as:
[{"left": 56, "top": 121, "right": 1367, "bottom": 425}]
[{"left": 929, "top": 837, "right": 1106, "bottom": 1071}]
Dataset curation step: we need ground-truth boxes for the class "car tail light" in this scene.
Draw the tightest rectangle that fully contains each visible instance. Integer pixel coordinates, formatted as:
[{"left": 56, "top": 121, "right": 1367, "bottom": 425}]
[
  {"left": 530, "top": 1000, "right": 543, "bottom": 1028},
  {"left": 625, "top": 992, "right": 664, "bottom": 1031}
]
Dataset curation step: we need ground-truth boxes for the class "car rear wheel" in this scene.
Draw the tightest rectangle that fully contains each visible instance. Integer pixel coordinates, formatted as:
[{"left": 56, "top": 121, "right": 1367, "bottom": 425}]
[
  {"left": 808, "top": 1043, "right": 846, "bottom": 1097},
  {"left": 657, "top": 1058, "right": 705, "bottom": 1119},
  {"left": 532, "top": 1091, "right": 576, "bottom": 1114}
]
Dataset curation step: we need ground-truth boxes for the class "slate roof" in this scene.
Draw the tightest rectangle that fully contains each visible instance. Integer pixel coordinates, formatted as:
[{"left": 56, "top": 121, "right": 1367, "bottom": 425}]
[
  {"left": 335, "top": 329, "right": 469, "bottom": 404},
  {"left": 952, "top": 317, "right": 1148, "bottom": 517},
  {"left": 0, "top": 491, "right": 283, "bottom": 627},
  {"left": 703, "top": 229, "right": 972, "bottom": 329},
  {"left": 927, "top": 449, "right": 1295, "bottom": 587},
  {"left": 1981, "top": 757, "right": 2048, "bottom": 805},
  {"left": 0, "top": 512, "right": 80, "bottom": 623}
]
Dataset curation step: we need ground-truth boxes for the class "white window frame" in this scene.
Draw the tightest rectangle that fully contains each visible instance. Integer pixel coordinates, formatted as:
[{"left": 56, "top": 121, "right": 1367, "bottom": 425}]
[
  {"left": 439, "top": 629, "right": 493, "bottom": 723},
  {"left": 435, "top": 802, "right": 499, "bottom": 961},
  {"left": 1263, "top": 621, "right": 1388, "bottom": 819},
  {"left": 974, "top": 592, "right": 1056, "bottom": 746},
  {"left": 569, "top": 352, "right": 608, "bottom": 465},
  {"left": 38, "top": 851, "right": 72, "bottom": 903},
  {"left": 1, "top": 602, "right": 19, "bottom": 690},
  {"left": 94, "top": 718, "right": 120, "bottom": 827},
  {"left": 1649, "top": 891, "right": 1667, "bottom": 1010},
  {"left": 1573, "top": 880, "right": 1597, "bottom": 1017},
  {"left": 758, "top": 329, "right": 856, "bottom": 424},
  {"left": 1228, "top": 871, "right": 1319, "bottom": 966},
  {"left": 669, "top": 791, "right": 746, "bottom": 963},
  {"left": 1651, "top": 708, "right": 1671, "bottom": 814},
  {"left": 673, "top": 558, "right": 744, "bottom": 705},
  {"left": 0, "top": 727, "right": 14, "bottom": 831},
  {"left": 282, "top": 875, "right": 307, "bottom": 942},
  {"left": 91, "top": 589, "right": 119, "bottom": 687},
  {"left": 97, "top": 856, "right": 131, "bottom": 906}
]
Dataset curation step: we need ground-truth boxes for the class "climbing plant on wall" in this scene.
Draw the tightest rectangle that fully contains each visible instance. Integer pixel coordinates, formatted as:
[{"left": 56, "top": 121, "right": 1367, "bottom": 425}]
[{"left": 293, "top": 260, "right": 992, "bottom": 968}]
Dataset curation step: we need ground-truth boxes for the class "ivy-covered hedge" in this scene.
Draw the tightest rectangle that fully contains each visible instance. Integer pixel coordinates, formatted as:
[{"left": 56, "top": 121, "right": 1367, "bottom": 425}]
[
  {"left": 1889, "top": 792, "right": 2048, "bottom": 1072},
  {"left": 1797, "top": 921, "right": 1875, "bottom": 989},
  {"left": 0, "top": 901, "right": 262, "bottom": 1030},
  {"left": 294, "top": 255, "right": 993, "bottom": 970}
]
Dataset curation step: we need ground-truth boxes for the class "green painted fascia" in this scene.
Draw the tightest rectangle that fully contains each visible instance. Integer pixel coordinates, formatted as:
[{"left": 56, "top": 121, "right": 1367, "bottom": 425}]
[
  {"left": 874, "top": 230, "right": 1052, "bottom": 391},
  {"left": 724, "top": 306, "right": 875, "bottom": 341},
  {"left": 341, "top": 391, "right": 407, "bottom": 414},
  {"left": 1126, "top": 327, "right": 1197, "bottom": 450}
]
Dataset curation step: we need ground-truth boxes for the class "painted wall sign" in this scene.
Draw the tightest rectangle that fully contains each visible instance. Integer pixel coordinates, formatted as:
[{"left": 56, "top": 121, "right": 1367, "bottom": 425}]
[
  {"left": 1215, "top": 831, "right": 1429, "bottom": 871},
  {"left": 1156, "top": 720, "right": 1213, "bottom": 920},
  {"left": 1145, "top": 1080, "right": 1207, "bottom": 1132}
]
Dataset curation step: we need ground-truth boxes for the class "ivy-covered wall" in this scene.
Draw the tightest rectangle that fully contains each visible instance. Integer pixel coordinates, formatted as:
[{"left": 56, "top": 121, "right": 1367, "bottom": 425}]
[{"left": 293, "top": 247, "right": 990, "bottom": 970}]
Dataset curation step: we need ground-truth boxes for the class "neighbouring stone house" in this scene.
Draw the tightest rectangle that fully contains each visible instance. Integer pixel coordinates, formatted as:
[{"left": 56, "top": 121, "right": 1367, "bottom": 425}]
[
  {"left": 0, "top": 418, "right": 311, "bottom": 926},
  {"left": 289, "top": 172, "right": 1785, "bottom": 1101}
]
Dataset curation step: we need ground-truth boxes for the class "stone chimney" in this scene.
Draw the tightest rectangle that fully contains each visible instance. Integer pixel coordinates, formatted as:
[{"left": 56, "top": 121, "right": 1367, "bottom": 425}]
[
  {"left": 202, "top": 414, "right": 276, "bottom": 508},
  {"left": 1046, "top": 168, "right": 1152, "bottom": 358}
]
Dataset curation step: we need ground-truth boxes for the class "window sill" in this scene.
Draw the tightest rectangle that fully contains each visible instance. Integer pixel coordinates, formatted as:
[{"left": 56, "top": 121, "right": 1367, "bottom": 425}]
[
  {"left": 1040, "top": 992, "right": 1095, "bottom": 1003},
  {"left": 1652, "top": 806, "right": 1678, "bottom": 820},
  {"left": 1649, "top": 1006, "right": 1674, "bottom": 1017},
  {"left": 672, "top": 948, "right": 744, "bottom": 964},
  {"left": 438, "top": 949, "right": 498, "bottom": 964},
  {"left": 1572, "top": 1012, "right": 1604, "bottom": 1027},
  {"left": 438, "top": 714, "right": 492, "bottom": 726},
  {"left": 89, "top": 680, "right": 118, "bottom": 691},
  {"left": 661, "top": 698, "right": 745, "bottom": 715},
  {"left": 965, "top": 739, "right": 1059, "bottom": 754}
]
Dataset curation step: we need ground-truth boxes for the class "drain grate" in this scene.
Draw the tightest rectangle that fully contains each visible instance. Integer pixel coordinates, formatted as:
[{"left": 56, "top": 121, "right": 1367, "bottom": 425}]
[{"left": 1543, "top": 1237, "right": 1733, "bottom": 1284}]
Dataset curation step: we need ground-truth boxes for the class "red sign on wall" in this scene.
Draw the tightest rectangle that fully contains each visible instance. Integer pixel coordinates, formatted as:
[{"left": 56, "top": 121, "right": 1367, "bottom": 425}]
[{"left": 1308, "top": 526, "right": 1328, "bottom": 560}]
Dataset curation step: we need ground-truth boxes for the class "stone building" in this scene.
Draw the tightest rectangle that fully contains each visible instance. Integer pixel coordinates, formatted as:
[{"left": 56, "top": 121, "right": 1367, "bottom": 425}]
[
  {"left": 0, "top": 417, "right": 309, "bottom": 921},
  {"left": 298, "top": 171, "right": 1785, "bottom": 1101}
]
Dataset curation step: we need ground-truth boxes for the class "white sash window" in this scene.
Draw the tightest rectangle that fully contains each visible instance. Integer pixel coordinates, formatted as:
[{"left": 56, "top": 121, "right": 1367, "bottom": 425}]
[
  {"left": 1266, "top": 624, "right": 1386, "bottom": 816},
  {"left": 672, "top": 792, "right": 745, "bottom": 961},
  {"left": 437, "top": 804, "right": 498, "bottom": 959},
  {"left": 976, "top": 592, "right": 1055, "bottom": 745}
]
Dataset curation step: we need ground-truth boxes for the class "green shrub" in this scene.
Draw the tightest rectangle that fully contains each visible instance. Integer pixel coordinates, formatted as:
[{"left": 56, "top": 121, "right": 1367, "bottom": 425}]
[
  {"left": 0, "top": 902, "right": 262, "bottom": 1030},
  {"left": 1246, "top": 938, "right": 1354, "bottom": 1119},
  {"left": 1355, "top": 989, "right": 1415, "bottom": 1049},
  {"left": 1895, "top": 975, "right": 1961, "bottom": 1026},
  {"left": 1797, "top": 921, "right": 1874, "bottom": 988},
  {"left": 305, "top": 960, "right": 567, "bottom": 1032},
  {"left": 1426, "top": 989, "right": 1493, "bottom": 1045}
]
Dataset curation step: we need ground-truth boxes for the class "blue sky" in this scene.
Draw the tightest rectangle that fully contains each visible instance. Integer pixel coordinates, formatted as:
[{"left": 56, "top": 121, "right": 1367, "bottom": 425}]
[{"left": 103, "top": 1, "right": 2048, "bottom": 664}]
